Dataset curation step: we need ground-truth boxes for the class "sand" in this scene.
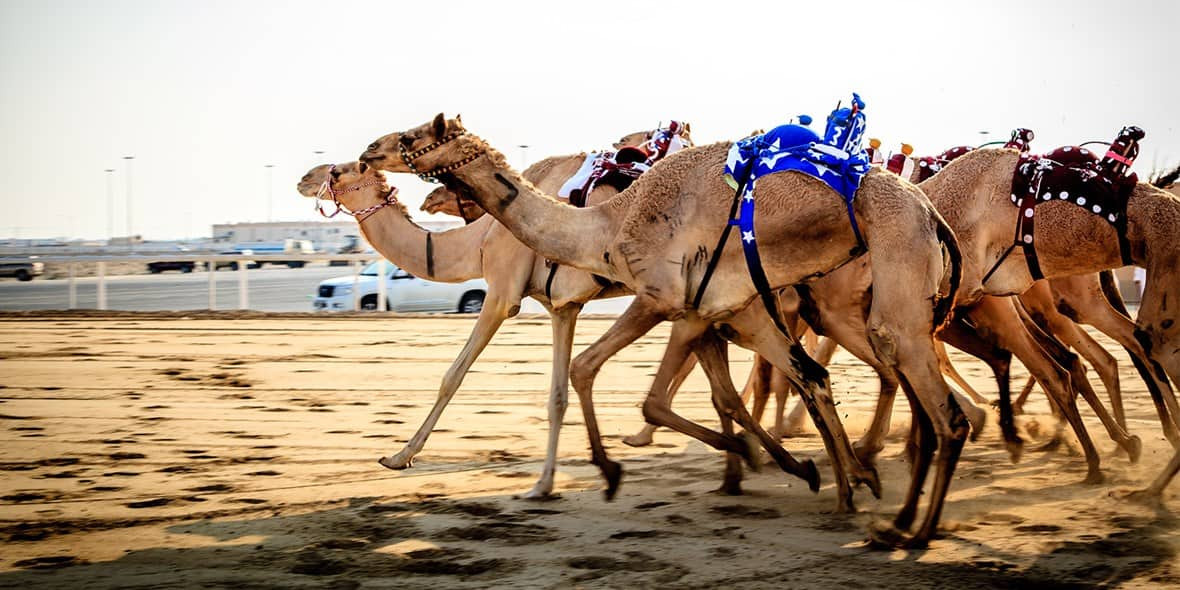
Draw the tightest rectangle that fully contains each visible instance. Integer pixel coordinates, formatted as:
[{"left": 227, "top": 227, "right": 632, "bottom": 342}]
[{"left": 1, "top": 312, "right": 1179, "bottom": 589}]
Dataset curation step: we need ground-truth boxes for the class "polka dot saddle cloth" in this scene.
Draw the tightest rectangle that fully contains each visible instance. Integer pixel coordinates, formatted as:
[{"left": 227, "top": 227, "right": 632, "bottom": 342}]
[{"left": 1006, "top": 125, "right": 1144, "bottom": 280}]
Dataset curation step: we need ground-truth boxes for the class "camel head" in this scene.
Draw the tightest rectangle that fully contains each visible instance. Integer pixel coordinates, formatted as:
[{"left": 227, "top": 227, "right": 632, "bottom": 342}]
[
  {"left": 360, "top": 113, "right": 481, "bottom": 179},
  {"left": 296, "top": 161, "right": 394, "bottom": 215},
  {"left": 421, "top": 185, "right": 486, "bottom": 221}
]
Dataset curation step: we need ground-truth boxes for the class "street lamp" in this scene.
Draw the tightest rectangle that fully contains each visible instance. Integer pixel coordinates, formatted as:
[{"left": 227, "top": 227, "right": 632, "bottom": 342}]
[
  {"left": 122, "top": 156, "right": 135, "bottom": 240},
  {"left": 517, "top": 144, "right": 529, "bottom": 169},
  {"left": 264, "top": 164, "right": 276, "bottom": 222},
  {"left": 104, "top": 168, "right": 116, "bottom": 240}
]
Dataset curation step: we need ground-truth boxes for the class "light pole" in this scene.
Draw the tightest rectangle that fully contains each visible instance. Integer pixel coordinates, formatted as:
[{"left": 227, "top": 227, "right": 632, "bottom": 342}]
[
  {"left": 122, "top": 156, "right": 135, "bottom": 239},
  {"left": 264, "top": 164, "right": 276, "bottom": 222},
  {"left": 104, "top": 168, "right": 116, "bottom": 240},
  {"left": 517, "top": 144, "right": 529, "bottom": 169}
]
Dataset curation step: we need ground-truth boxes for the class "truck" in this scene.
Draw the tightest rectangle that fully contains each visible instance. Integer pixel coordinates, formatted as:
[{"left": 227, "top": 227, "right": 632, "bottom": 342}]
[{"left": 213, "top": 239, "right": 316, "bottom": 270}]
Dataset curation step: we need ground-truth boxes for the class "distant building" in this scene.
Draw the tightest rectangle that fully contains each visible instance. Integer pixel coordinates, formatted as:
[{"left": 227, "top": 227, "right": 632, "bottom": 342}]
[{"left": 210, "top": 219, "right": 462, "bottom": 252}]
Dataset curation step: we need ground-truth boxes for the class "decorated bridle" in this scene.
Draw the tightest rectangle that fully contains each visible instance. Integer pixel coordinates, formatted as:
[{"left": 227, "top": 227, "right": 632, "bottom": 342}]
[
  {"left": 397, "top": 129, "right": 484, "bottom": 183},
  {"left": 314, "top": 164, "right": 399, "bottom": 223}
]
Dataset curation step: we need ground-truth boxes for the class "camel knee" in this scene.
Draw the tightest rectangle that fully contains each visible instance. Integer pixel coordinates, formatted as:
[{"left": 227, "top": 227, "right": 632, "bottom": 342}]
[
  {"left": 569, "top": 353, "right": 599, "bottom": 393},
  {"left": 868, "top": 325, "right": 901, "bottom": 369}
]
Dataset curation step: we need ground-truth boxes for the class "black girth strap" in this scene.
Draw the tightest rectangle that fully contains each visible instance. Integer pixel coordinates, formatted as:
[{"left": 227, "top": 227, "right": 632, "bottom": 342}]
[
  {"left": 544, "top": 261, "right": 559, "bottom": 301},
  {"left": 425, "top": 232, "right": 435, "bottom": 278},
  {"left": 691, "top": 169, "right": 748, "bottom": 310}
]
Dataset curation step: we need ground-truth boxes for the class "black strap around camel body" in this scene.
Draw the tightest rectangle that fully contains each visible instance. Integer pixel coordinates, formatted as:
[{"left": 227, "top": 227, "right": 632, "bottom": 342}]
[{"left": 691, "top": 167, "right": 797, "bottom": 340}]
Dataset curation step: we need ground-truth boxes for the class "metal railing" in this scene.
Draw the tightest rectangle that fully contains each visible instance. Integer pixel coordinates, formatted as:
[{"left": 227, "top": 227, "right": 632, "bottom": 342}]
[{"left": 0, "top": 254, "right": 388, "bottom": 311}]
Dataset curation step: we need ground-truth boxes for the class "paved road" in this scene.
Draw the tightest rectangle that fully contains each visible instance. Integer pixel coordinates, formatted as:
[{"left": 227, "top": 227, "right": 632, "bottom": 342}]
[{"left": 0, "top": 266, "right": 634, "bottom": 314}]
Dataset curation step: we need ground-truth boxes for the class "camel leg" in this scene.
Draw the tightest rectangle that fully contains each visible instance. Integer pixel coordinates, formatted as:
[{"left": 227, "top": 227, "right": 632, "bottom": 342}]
[
  {"left": 747, "top": 355, "right": 773, "bottom": 426},
  {"left": 622, "top": 353, "right": 698, "bottom": 448},
  {"left": 938, "top": 317, "right": 1019, "bottom": 459},
  {"left": 637, "top": 319, "right": 756, "bottom": 459},
  {"left": 691, "top": 328, "right": 820, "bottom": 489},
  {"left": 1126, "top": 270, "right": 1180, "bottom": 498},
  {"left": 936, "top": 339, "right": 988, "bottom": 404},
  {"left": 1013, "top": 376, "right": 1037, "bottom": 415},
  {"left": 969, "top": 296, "right": 1106, "bottom": 483},
  {"left": 721, "top": 305, "right": 877, "bottom": 512},
  {"left": 769, "top": 369, "right": 790, "bottom": 439},
  {"left": 890, "top": 393, "right": 936, "bottom": 532},
  {"left": 379, "top": 295, "right": 510, "bottom": 470},
  {"left": 1023, "top": 282, "right": 1131, "bottom": 431},
  {"left": 569, "top": 297, "right": 667, "bottom": 500},
  {"left": 1063, "top": 283, "right": 1180, "bottom": 446},
  {"left": 521, "top": 303, "right": 580, "bottom": 499},
  {"left": 1014, "top": 301, "right": 1142, "bottom": 463},
  {"left": 862, "top": 284, "right": 969, "bottom": 548}
]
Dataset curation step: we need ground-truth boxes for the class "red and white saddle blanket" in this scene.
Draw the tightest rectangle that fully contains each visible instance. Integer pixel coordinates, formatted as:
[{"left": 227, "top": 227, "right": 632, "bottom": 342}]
[{"left": 558, "top": 121, "right": 690, "bottom": 206}]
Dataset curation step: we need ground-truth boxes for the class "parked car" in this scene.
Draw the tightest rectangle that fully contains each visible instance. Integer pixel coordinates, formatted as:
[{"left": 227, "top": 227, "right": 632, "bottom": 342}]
[
  {"left": 147, "top": 260, "right": 195, "bottom": 273},
  {"left": 0, "top": 259, "right": 44, "bottom": 281},
  {"left": 312, "top": 261, "right": 488, "bottom": 313}
]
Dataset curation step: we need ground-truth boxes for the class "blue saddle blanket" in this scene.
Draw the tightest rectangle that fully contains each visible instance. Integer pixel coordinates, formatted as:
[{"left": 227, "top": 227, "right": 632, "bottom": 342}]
[{"left": 723, "top": 96, "right": 871, "bottom": 203}]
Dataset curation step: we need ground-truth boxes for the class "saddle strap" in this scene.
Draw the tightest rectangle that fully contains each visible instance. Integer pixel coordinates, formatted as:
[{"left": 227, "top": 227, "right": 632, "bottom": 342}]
[
  {"left": 691, "top": 166, "right": 749, "bottom": 309},
  {"left": 736, "top": 181, "right": 797, "bottom": 338}
]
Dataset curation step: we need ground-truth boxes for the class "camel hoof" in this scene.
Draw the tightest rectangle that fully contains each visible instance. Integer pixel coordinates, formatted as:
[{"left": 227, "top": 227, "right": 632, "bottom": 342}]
[
  {"left": 800, "top": 459, "right": 821, "bottom": 493},
  {"left": 718, "top": 478, "right": 744, "bottom": 496},
  {"left": 834, "top": 498, "right": 857, "bottom": 515},
  {"left": 621, "top": 432, "right": 654, "bottom": 448},
  {"left": 378, "top": 455, "right": 413, "bottom": 470},
  {"left": 517, "top": 484, "right": 560, "bottom": 501},
  {"left": 866, "top": 522, "right": 911, "bottom": 550},
  {"left": 1124, "top": 435, "right": 1143, "bottom": 464},
  {"left": 1119, "top": 488, "right": 1164, "bottom": 507},
  {"left": 855, "top": 466, "right": 883, "bottom": 500},
  {"left": 1032, "top": 437, "right": 1063, "bottom": 454},
  {"left": 599, "top": 459, "right": 623, "bottom": 501},
  {"left": 1005, "top": 439, "right": 1024, "bottom": 464},
  {"left": 1083, "top": 469, "right": 1106, "bottom": 485}
]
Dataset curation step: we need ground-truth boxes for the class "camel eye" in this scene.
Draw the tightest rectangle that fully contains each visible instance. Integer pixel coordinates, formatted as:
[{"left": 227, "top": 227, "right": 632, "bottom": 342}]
[{"left": 398, "top": 134, "right": 416, "bottom": 147}]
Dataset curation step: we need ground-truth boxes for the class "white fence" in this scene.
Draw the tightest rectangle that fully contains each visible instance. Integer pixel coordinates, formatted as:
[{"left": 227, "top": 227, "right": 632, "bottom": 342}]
[{"left": 0, "top": 254, "right": 389, "bottom": 312}]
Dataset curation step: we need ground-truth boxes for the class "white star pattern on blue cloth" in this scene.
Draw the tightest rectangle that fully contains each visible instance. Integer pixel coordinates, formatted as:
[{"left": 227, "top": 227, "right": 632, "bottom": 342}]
[{"left": 742, "top": 231, "right": 755, "bottom": 243}]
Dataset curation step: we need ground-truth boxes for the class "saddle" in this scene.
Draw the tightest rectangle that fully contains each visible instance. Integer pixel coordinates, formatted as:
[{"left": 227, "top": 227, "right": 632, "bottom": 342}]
[
  {"left": 697, "top": 94, "right": 870, "bottom": 337},
  {"left": 547, "top": 121, "right": 691, "bottom": 298},
  {"left": 913, "top": 128, "right": 1036, "bottom": 182},
  {"left": 1004, "top": 126, "right": 1143, "bottom": 280},
  {"left": 558, "top": 121, "right": 690, "bottom": 207}
]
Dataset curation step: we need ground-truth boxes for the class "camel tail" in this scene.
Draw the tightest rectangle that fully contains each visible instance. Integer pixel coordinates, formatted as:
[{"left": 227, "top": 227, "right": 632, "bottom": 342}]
[
  {"left": 1099, "top": 269, "right": 1132, "bottom": 317},
  {"left": 932, "top": 211, "right": 962, "bottom": 332},
  {"left": 1150, "top": 164, "right": 1180, "bottom": 189}
]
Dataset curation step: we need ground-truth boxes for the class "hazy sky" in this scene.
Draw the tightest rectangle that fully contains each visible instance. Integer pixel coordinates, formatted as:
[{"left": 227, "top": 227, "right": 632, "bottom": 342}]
[{"left": 1, "top": 0, "right": 1177, "bottom": 240}]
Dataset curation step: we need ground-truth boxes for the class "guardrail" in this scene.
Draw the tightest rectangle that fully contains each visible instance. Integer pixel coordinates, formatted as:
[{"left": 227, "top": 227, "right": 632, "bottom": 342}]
[{"left": 0, "top": 254, "right": 389, "bottom": 312}]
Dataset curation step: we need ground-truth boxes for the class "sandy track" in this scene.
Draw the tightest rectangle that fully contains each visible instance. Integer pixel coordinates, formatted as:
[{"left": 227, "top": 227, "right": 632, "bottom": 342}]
[{"left": 1, "top": 313, "right": 1179, "bottom": 588}]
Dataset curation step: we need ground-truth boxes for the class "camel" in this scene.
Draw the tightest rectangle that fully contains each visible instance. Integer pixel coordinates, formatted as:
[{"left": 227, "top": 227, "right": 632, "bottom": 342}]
[
  {"left": 293, "top": 125, "right": 679, "bottom": 500},
  {"left": 790, "top": 138, "right": 1180, "bottom": 494},
  {"left": 889, "top": 136, "right": 1172, "bottom": 442},
  {"left": 361, "top": 113, "right": 967, "bottom": 547}
]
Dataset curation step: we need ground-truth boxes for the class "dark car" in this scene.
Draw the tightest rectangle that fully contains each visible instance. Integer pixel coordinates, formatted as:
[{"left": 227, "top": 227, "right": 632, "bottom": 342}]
[
  {"left": 0, "top": 260, "right": 44, "bottom": 281},
  {"left": 146, "top": 260, "right": 195, "bottom": 273}
]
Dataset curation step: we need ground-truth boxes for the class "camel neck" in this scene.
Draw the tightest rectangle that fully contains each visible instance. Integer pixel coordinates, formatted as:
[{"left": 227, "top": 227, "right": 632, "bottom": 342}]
[
  {"left": 449, "top": 156, "right": 627, "bottom": 280},
  {"left": 354, "top": 197, "right": 488, "bottom": 282}
]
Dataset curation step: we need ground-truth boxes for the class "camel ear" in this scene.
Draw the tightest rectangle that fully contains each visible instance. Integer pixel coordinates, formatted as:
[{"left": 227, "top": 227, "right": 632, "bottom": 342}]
[
  {"left": 683, "top": 122, "right": 691, "bottom": 133},
  {"left": 432, "top": 113, "right": 447, "bottom": 139}
]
